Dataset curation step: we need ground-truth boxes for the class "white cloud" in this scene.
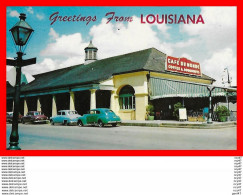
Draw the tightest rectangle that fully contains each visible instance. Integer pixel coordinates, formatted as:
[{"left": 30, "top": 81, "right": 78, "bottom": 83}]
[
  {"left": 22, "top": 57, "right": 83, "bottom": 75},
  {"left": 23, "top": 28, "right": 87, "bottom": 75},
  {"left": 40, "top": 30, "right": 87, "bottom": 58},
  {"left": 21, "top": 16, "right": 174, "bottom": 76},
  {"left": 178, "top": 7, "right": 236, "bottom": 86},
  {"left": 23, "top": 58, "right": 57, "bottom": 75},
  {"left": 180, "top": 7, "right": 236, "bottom": 52},
  {"left": 26, "top": 7, "right": 34, "bottom": 14},
  {"left": 153, "top": 23, "right": 171, "bottom": 39},
  {"left": 90, "top": 16, "right": 173, "bottom": 59},
  {"left": 9, "top": 10, "right": 19, "bottom": 18},
  {"left": 36, "top": 13, "right": 44, "bottom": 20},
  {"left": 180, "top": 53, "right": 193, "bottom": 60},
  {"left": 202, "top": 48, "right": 236, "bottom": 86},
  {"left": 7, "top": 66, "right": 12, "bottom": 72},
  {"left": 49, "top": 28, "right": 59, "bottom": 40},
  {"left": 173, "top": 38, "right": 197, "bottom": 48},
  {"left": 23, "top": 16, "right": 174, "bottom": 75}
]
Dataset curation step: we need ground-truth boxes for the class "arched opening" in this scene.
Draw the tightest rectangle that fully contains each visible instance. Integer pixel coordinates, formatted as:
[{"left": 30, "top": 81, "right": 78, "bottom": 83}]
[{"left": 119, "top": 85, "right": 135, "bottom": 110}]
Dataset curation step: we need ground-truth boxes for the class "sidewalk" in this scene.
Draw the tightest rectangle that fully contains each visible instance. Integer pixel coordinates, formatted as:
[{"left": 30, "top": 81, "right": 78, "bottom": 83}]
[{"left": 121, "top": 120, "right": 237, "bottom": 129}]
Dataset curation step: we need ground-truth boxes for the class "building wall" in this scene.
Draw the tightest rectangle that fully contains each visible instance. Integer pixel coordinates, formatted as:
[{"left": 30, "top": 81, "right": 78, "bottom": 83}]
[
  {"left": 14, "top": 70, "right": 213, "bottom": 121},
  {"left": 111, "top": 71, "right": 214, "bottom": 120},
  {"left": 113, "top": 71, "right": 149, "bottom": 120},
  {"left": 111, "top": 71, "right": 213, "bottom": 120}
]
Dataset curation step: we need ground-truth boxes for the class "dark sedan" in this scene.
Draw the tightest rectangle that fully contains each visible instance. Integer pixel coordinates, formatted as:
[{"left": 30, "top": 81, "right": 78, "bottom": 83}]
[{"left": 22, "top": 111, "right": 48, "bottom": 124}]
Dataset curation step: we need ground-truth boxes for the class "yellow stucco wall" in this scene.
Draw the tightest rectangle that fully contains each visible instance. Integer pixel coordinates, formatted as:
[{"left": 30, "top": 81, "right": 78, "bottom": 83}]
[
  {"left": 112, "top": 71, "right": 149, "bottom": 120},
  {"left": 111, "top": 71, "right": 213, "bottom": 120}
]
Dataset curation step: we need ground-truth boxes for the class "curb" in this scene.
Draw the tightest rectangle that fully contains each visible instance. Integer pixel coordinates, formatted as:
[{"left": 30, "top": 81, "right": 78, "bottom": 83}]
[{"left": 120, "top": 122, "right": 237, "bottom": 129}]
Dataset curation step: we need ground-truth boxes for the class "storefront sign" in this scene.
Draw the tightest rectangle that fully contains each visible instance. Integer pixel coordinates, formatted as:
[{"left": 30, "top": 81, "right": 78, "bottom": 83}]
[
  {"left": 165, "top": 56, "right": 202, "bottom": 76},
  {"left": 179, "top": 108, "right": 187, "bottom": 120}
]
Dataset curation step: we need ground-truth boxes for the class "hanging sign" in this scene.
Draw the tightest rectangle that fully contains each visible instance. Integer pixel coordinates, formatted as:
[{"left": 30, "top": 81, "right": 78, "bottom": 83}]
[{"left": 165, "top": 56, "right": 202, "bottom": 76}]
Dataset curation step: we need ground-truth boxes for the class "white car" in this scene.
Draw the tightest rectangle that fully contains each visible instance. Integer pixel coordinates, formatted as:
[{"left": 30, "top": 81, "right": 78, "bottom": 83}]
[{"left": 50, "top": 110, "right": 81, "bottom": 125}]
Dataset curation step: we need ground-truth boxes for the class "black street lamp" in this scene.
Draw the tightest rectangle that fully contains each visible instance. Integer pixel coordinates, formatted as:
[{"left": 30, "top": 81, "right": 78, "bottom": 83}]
[
  {"left": 207, "top": 85, "right": 215, "bottom": 124},
  {"left": 7, "top": 13, "right": 36, "bottom": 150}
]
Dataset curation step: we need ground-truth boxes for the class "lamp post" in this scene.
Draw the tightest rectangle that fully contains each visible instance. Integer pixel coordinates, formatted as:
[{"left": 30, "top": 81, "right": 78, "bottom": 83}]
[
  {"left": 222, "top": 68, "right": 232, "bottom": 121},
  {"left": 7, "top": 13, "right": 36, "bottom": 150},
  {"left": 207, "top": 85, "right": 215, "bottom": 124},
  {"left": 222, "top": 68, "right": 232, "bottom": 87}
]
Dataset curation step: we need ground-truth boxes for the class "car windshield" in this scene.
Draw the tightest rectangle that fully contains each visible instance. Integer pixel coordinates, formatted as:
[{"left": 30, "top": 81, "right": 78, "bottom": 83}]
[
  {"left": 68, "top": 111, "right": 78, "bottom": 115},
  {"left": 34, "top": 112, "right": 42, "bottom": 116}
]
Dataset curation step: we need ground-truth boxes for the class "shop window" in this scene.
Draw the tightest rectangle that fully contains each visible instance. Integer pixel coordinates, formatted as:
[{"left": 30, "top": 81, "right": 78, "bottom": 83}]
[{"left": 119, "top": 85, "right": 135, "bottom": 110}]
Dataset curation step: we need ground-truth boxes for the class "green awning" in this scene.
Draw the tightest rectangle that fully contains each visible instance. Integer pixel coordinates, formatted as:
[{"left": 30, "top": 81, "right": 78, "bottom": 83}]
[{"left": 150, "top": 77, "right": 235, "bottom": 100}]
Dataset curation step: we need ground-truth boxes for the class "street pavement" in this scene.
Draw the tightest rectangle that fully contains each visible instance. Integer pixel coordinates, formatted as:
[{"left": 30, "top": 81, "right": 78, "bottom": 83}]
[{"left": 6, "top": 123, "right": 236, "bottom": 150}]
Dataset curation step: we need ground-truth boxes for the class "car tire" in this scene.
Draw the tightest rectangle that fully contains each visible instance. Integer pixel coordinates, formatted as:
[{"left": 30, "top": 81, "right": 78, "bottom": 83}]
[
  {"left": 22, "top": 119, "right": 25, "bottom": 124},
  {"left": 50, "top": 120, "right": 54, "bottom": 125},
  {"left": 98, "top": 120, "right": 104, "bottom": 127},
  {"left": 63, "top": 120, "right": 67, "bottom": 126},
  {"left": 77, "top": 120, "right": 83, "bottom": 127},
  {"left": 112, "top": 123, "right": 117, "bottom": 127}
]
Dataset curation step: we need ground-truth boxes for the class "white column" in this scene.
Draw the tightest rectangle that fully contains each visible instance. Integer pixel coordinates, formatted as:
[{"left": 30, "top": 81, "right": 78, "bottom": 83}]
[
  {"left": 12, "top": 100, "right": 14, "bottom": 112},
  {"left": 70, "top": 92, "right": 75, "bottom": 111},
  {"left": 90, "top": 89, "right": 96, "bottom": 110},
  {"left": 24, "top": 99, "right": 28, "bottom": 116},
  {"left": 37, "top": 97, "right": 41, "bottom": 111},
  {"left": 52, "top": 95, "right": 57, "bottom": 117},
  {"left": 110, "top": 90, "right": 115, "bottom": 111}
]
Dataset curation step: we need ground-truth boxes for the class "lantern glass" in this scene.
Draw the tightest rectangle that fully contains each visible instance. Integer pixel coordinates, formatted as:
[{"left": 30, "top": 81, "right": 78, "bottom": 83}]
[
  {"left": 18, "top": 27, "right": 32, "bottom": 45},
  {"left": 9, "top": 13, "right": 34, "bottom": 48},
  {"left": 11, "top": 27, "right": 18, "bottom": 45}
]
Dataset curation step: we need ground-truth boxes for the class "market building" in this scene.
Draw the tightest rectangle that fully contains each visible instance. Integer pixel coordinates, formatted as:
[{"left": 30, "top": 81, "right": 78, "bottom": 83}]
[{"left": 7, "top": 41, "right": 237, "bottom": 121}]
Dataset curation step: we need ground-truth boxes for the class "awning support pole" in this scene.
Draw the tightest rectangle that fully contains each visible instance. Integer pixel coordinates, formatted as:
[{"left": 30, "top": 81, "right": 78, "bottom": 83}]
[{"left": 207, "top": 86, "right": 215, "bottom": 124}]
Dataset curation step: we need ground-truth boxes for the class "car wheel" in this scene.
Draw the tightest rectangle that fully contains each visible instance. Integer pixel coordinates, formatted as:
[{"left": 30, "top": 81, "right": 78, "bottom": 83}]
[
  {"left": 77, "top": 120, "right": 83, "bottom": 127},
  {"left": 98, "top": 120, "right": 104, "bottom": 127},
  {"left": 112, "top": 123, "right": 117, "bottom": 127},
  {"left": 50, "top": 120, "right": 54, "bottom": 125},
  {"left": 22, "top": 119, "right": 25, "bottom": 124}
]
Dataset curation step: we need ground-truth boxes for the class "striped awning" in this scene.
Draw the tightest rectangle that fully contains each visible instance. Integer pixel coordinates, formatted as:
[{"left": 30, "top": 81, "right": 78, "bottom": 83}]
[{"left": 150, "top": 77, "right": 235, "bottom": 100}]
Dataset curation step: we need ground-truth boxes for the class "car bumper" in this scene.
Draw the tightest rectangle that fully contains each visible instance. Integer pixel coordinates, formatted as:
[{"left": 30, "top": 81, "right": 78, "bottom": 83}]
[
  {"left": 107, "top": 120, "right": 121, "bottom": 124},
  {"left": 68, "top": 120, "right": 78, "bottom": 125},
  {"left": 32, "top": 120, "right": 49, "bottom": 123}
]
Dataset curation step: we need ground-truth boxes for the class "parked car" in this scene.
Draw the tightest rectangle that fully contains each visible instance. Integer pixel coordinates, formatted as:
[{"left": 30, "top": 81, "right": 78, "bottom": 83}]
[
  {"left": 7, "top": 112, "right": 23, "bottom": 123},
  {"left": 77, "top": 108, "right": 121, "bottom": 127},
  {"left": 50, "top": 110, "right": 81, "bottom": 125},
  {"left": 22, "top": 111, "right": 48, "bottom": 124}
]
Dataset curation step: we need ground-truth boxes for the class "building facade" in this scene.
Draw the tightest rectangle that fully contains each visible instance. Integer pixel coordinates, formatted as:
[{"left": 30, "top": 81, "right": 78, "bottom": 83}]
[{"left": 7, "top": 42, "right": 236, "bottom": 121}]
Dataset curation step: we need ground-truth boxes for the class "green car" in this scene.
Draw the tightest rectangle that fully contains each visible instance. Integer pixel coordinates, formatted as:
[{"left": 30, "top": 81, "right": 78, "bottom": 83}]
[{"left": 77, "top": 108, "right": 121, "bottom": 127}]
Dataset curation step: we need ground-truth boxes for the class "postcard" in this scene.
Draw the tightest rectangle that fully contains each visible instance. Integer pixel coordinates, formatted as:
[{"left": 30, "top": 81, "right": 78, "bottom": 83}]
[{"left": 4, "top": 6, "right": 238, "bottom": 156}]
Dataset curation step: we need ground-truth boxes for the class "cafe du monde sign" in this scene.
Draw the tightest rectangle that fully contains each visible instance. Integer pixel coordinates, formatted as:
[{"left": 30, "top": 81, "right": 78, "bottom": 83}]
[{"left": 165, "top": 56, "right": 202, "bottom": 77}]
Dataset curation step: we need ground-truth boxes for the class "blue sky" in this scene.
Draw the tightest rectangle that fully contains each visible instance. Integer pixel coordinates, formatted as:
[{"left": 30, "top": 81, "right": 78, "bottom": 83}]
[{"left": 6, "top": 6, "right": 236, "bottom": 86}]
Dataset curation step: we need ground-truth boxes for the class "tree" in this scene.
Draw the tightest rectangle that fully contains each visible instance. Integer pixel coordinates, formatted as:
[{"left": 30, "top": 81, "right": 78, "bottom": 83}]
[{"left": 215, "top": 105, "right": 230, "bottom": 122}]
